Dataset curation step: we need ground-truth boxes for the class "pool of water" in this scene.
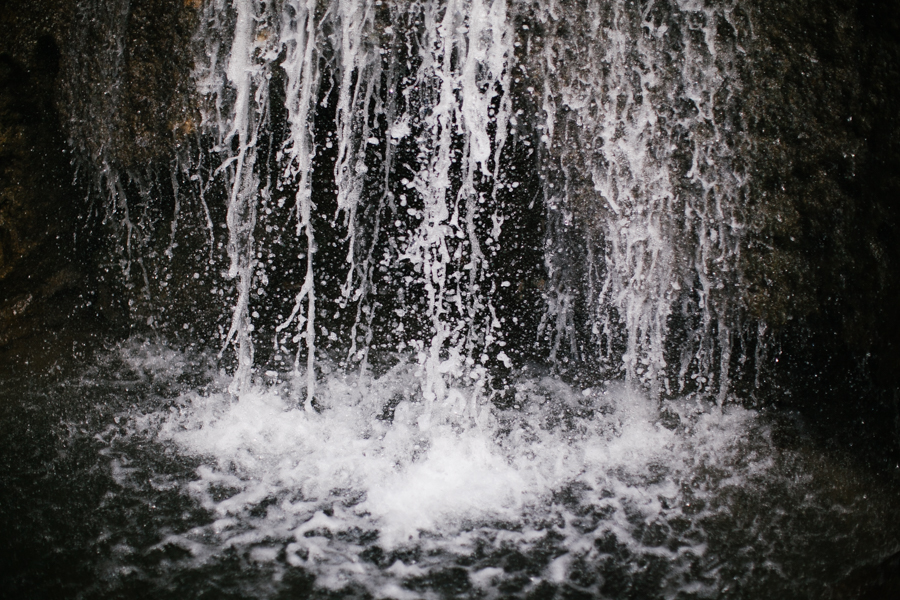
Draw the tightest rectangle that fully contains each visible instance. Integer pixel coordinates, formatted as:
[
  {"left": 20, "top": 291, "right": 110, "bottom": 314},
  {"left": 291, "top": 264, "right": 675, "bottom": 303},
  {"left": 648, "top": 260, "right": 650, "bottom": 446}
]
[{"left": 1, "top": 338, "right": 898, "bottom": 599}]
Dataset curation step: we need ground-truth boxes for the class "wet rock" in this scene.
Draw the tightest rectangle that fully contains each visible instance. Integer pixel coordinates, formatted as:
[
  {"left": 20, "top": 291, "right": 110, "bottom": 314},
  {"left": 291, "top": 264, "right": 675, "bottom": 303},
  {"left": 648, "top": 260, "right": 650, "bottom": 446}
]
[
  {"left": 0, "top": 0, "right": 129, "bottom": 361},
  {"left": 831, "top": 550, "right": 900, "bottom": 600},
  {"left": 740, "top": 0, "right": 900, "bottom": 470},
  {"left": 0, "top": 40, "right": 89, "bottom": 351},
  {"left": 1, "top": 0, "right": 206, "bottom": 359},
  {"left": 0, "top": 48, "right": 70, "bottom": 282},
  {"left": 744, "top": 0, "right": 900, "bottom": 365},
  {"left": 60, "top": 0, "right": 201, "bottom": 172}
]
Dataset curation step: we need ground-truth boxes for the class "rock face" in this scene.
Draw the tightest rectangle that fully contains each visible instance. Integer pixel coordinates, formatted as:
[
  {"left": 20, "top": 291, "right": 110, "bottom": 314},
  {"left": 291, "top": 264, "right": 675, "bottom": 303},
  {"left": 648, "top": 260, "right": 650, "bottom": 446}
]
[
  {"left": 0, "top": 0, "right": 200, "bottom": 358},
  {"left": 0, "top": 5, "right": 89, "bottom": 356},
  {"left": 0, "top": 41, "right": 70, "bottom": 282},
  {"left": 60, "top": 0, "right": 199, "bottom": 174},
  {"left": 741, "top": 0, "right": 900, "bottom": 467},
  {"left": 745, "top": 0, "right": 900, "bottom": 364}
]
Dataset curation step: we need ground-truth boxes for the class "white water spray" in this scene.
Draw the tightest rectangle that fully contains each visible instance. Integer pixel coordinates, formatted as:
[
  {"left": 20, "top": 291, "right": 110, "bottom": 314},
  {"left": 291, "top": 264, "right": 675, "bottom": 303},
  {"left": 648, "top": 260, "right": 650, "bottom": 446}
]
[
  {"left": 536, "top": 0, "right": 750, "bottom": 399},
  {"left": 66, "top": 0, "right": 753, "bottom": 398},
  {"left": 193, "top": 0, "right": 520, "bottom": 404}
]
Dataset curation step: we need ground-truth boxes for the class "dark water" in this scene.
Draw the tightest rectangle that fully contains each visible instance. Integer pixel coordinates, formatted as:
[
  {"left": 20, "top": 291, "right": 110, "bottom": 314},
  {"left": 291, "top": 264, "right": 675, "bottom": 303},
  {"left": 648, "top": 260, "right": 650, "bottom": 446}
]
[{"left": 1, "top": 335, "right": 899, "bottom": 600}]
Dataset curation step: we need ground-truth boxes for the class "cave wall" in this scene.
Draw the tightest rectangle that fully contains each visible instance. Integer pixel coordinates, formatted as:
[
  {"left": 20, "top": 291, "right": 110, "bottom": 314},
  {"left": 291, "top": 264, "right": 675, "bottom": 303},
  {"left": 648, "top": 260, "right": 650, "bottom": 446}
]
[
  {"left": 0, "top": 0, "right": 200, "bottom": 358},
  {"left": 743, "top": 0, "right": 900, "bottom": 467},
  {"left": 0, "top": 0, "right": 84, "bottom": 355}
]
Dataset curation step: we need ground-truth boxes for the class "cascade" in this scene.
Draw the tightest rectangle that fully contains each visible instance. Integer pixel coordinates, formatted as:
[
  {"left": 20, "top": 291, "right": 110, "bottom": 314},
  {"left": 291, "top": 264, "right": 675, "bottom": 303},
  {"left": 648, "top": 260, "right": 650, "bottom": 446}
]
[
  {"left": 10, "top": 0, "right": 899, "bottom": 598},
  {"left": 73, "top": 0, "right": 751, "bottom": 403},
  {"left": 189, "top": 0, "right": 521, "bottom": 406},
  {"left": 536, "top": 0, "right": 748, "bottom": 401}
]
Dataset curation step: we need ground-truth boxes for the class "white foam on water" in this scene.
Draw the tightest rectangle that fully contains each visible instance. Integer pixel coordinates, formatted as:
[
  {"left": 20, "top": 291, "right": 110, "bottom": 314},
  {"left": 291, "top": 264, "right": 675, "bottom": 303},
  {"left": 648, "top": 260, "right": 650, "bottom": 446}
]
[{"left": 112, "top": 349, "right": 774, "bottom": 598}]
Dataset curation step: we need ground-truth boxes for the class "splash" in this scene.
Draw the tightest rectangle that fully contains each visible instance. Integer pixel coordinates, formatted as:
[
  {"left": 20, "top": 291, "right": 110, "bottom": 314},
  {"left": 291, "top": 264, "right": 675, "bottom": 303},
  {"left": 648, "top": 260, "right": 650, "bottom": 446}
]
[{"left": 101, "top": 345, "right": 777, "bottom": 598}]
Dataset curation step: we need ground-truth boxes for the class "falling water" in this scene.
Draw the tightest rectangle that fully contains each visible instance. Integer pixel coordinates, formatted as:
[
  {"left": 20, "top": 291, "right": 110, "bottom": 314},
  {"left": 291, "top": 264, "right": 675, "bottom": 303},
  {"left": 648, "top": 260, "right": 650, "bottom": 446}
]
[
  {"left": 114, "top": 0, "right": 750, "bottom": 402},
  {"left": 535, "top": 0, "right": 749, "bottom": 401},
  {"left": 16, "top": 0, "right": 897, "bottom": 597},
  {"left": 186, "top": 0, "right": 522, "bottom": 405}
]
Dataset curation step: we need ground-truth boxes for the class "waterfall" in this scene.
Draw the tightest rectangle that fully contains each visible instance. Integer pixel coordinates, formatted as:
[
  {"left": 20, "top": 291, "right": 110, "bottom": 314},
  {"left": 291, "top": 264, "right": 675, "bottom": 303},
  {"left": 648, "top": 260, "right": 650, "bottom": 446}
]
[
  {"left": 66, "top": 0, "right": 753, "bottom": 402},
  {"left": 535, "top": 0, "right": 749, "bottom": 400},
  {"left": 186, "top": 0, "right": 520, "bottom": 406},
  {"left": 15, "top": 2, "right": 899, "bottom": 597}
]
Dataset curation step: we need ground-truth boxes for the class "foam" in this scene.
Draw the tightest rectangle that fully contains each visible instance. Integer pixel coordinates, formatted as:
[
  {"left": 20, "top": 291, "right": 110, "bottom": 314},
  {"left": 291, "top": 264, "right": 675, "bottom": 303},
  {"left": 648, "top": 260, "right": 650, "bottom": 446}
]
[{"left": 111, "top": 357, "right": 773, "bottom": 597}]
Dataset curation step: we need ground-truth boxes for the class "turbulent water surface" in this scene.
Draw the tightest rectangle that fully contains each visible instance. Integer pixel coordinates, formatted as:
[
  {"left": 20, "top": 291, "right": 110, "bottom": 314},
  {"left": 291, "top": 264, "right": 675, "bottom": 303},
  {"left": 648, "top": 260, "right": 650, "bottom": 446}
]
[{"left": 1, "top": 340, "right": 898, "bottom": 599}]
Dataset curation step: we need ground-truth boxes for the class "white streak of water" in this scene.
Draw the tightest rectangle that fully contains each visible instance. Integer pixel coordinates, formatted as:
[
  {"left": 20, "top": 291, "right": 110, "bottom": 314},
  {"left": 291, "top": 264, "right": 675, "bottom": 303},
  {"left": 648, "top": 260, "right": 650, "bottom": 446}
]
[{"left": 536, "top": 0, "right": 750, "bottom": 397}]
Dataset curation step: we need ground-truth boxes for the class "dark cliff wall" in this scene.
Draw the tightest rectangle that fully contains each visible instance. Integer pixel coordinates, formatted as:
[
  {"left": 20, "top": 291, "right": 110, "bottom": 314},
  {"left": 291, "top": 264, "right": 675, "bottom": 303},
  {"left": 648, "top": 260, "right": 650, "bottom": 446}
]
[
  {"left": 743, "top": 0, "right": 900, "bottom": 469},
  {"left": 0, "top": 0, "right": 86, "bottom": 358},
  {"left": 0, "top": 0, "right": 200, "bottom": 361}
]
